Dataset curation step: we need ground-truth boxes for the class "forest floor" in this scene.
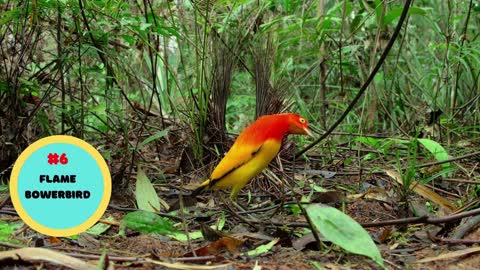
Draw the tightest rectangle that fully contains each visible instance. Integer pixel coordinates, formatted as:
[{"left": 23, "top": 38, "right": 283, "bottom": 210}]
[{"left": 0, "top": 127, "right": 480, "bottom": 270}]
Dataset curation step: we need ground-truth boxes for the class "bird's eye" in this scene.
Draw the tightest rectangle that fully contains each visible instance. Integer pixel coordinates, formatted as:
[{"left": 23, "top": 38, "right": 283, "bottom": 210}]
[{"left": 299, "top": 118, "right": 306, "bottom": 124}]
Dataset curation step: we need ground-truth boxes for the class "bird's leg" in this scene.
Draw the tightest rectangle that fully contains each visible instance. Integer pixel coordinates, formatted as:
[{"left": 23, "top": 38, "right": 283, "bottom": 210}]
[
  {"left": 230, "top": 199, "right": 248, "bottom": 212},
  {"left": 229, "top": 185, "right": 249, "bottom": 211},
  {"left": 219, "top": 193, "right": 259, "bottom": 230}
]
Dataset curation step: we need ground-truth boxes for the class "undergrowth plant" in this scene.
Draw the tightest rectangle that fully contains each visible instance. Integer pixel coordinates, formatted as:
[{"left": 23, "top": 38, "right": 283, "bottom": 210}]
[{"left": 397, "top": 137, "right": 419, "bottom": 216}]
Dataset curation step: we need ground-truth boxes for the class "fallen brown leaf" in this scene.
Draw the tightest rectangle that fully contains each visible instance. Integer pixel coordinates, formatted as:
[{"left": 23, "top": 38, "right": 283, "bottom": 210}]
[
  {"left": 48, "top": 236, "right": 61, "bottom": 244},
  {"left": 347, "top": 187, "right": 390, "bottom": 203},
  {"left": 416, "top": 246, "right": 480, "bottom": 263},
  {"left": 184, "top": 236, "right": 245, "bottom": 257},
  {"left": 0, "top": 247, "right": 96, "bottom": 270},
  {"left": 377, "top": 227, "right": 393, "bottom": 243},
  {"left": 292, "top": 233, "right": 317, "bottom": 251},
  {"left": 312, "top": 191, "right": 345, "bottom": 204},
  {"left": 385, "top": 169, "right": 456, "bottom": 212},
  {"left": 145, "top": 258, "right": 232, "bottom": 269},
  {"left": 200, "top": 222, "right": 224, "bottom": 241}
]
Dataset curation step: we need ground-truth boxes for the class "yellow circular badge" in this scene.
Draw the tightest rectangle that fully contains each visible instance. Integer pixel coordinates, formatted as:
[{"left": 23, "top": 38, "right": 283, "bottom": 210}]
[{"left": 10, "top": 135, "right": 111, "bottom": 236}]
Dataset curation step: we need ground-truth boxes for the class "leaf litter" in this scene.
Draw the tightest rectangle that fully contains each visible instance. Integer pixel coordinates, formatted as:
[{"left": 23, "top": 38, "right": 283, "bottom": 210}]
[{"left": 1, "top": 128, "right": 480, "bottom": 269}]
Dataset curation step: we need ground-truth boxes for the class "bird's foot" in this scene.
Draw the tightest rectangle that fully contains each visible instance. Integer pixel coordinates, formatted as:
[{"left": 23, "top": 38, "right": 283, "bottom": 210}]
[{"left": 230, "top": 200, "right": 248, "bottom": 212}]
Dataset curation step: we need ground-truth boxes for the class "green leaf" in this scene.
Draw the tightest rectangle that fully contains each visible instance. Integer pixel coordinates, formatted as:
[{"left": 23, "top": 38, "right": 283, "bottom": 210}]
[
  {"left": 312, "top": 184, "right": 327, "bottom": 193},
  {"left": 245, "top": 238, "right": 279, "bottom": 257},
  {"left": 380, "top": 139, "right": 395, "bottom": 155},
  {"left": 310, "top": 261, "right": 325, "bottom": 270},
  {"left": 306, "top": 204, "right": 385, "bottom": 268},
  {"left": 0, "top": 221, "right": 24, "bottom": 244},
  {"left": 418, "top": 138, "right": 450, "bottom": 167},
  {"left": 383, "top": 6, "right": 427, "bottom": 26},
  {"left": 169, "top": 231, "right": 200, "bottom": 242},
  {"left": 363, "top": 152, "right": 376, "bottom": 161},
  {"left": 350, "top": 12, "right": 365, "bottom": 33},
  {"left": 152, "top": 25, "right": 181, "bottom": 38},
  {"left": 121, "top": 210, "right": 178, "bottom": 235},
  {"left": 86, "top": 216, "right": 115, "bottom": 235},
  {"left": 121, "top": 34, "right": 136, "bottom": 45},
  {"left": 0, "top": 10, "right": 19, "bottom": 26},
  {"left": 140, "top": 22, "right": 152, "bottom": 31},
  {"left": 356, "top": 137, "right": 380, "bottom": 148},
  {"left": 422, "top": 165, "right": 457, "bottom": 184},
  {"left": 137, "top": 126, "right": 172, "bottom": 149},
  {"left": 135, "top": 168, "right": 161, "bottom": 212},
  {"left": 170, "top": 213, "right": 226, "bottom": 241}
]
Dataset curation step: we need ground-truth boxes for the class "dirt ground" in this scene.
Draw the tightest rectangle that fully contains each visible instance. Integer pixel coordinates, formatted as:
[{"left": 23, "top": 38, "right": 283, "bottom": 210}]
[{"left": 0, "top": 130, "right": 479, "bottom": 270}]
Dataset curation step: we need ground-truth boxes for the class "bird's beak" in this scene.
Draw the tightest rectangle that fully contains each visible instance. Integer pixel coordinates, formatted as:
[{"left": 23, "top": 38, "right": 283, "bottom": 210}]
[{"left": 303, "top": 127, "right": 314, "bottom": 138}]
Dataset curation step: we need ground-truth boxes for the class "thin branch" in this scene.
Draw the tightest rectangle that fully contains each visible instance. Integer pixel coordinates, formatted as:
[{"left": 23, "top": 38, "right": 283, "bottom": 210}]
[
  {"left": 452, "top": 0, "right": 474, "bottom": 116},
  {"left": 414, "top": 150, "right": 480, "bottom": 169},
  {"left": 245, "top": 206, "right": 480, "bottom": 229},
  {"left": 361, "top": 207, "right": 480, "bottom": 227}
]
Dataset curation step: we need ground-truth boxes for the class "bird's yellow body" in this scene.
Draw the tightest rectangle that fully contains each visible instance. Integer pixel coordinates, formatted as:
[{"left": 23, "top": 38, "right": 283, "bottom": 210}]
[{"left": 198, "top": 139, "right": 281, "bottom": 200}]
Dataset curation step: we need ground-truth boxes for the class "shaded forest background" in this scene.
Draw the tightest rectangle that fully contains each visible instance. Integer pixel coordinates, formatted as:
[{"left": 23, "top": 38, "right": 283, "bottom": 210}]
[{"left": 2, "top": 0, "right": 479, "bottom": 180}]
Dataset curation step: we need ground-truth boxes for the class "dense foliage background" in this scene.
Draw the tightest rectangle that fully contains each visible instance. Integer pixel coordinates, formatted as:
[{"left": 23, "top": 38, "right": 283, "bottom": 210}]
[{"left": 2, "top": 0, "right": 479, "bottom": 162}]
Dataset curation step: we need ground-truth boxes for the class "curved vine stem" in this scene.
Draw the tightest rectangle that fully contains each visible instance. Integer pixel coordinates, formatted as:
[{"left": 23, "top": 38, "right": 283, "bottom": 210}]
[{"left": 295, "top": 0, "right": 413, "bottom": 158}]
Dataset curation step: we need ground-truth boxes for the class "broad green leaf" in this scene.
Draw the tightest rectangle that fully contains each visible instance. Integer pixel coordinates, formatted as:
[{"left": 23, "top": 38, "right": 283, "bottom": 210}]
[
  {"left": 245, "top": 238, "right": 279, "bottom": 257},
  {"left": 121, "top": 210, "right": 178, "bottom": 235},
  {"left": 356, "top": 137, "right": 380, "bottom": 148},
  {"left": 306, "top": 204, "right": 385, "bottom": 268},
  {"left": 86, "top": 216, "right": 115, "bottom": 235},
  {"left": 170, "top": 214, "right": 226, "bottom": 241},
  {"left": 313, "top": 185, "right": 327, "bottom": 193},
  {"left": 418, "top": 139, "right": 449, "bottom": 167},
  {"left": 135, "top": 168, "right": 161, "bottom": 212},
  {"left": 383, "top": 6, "right": 427, "bottom": 26},
  {"left": 0, "top": 10, "right": 19, "bottom": 26},
  {"left": 169, "top": 231, "right": 201, "bottom": 242},
  {"left": 137, "top": 126, "right": 172, "bottom": 149}
]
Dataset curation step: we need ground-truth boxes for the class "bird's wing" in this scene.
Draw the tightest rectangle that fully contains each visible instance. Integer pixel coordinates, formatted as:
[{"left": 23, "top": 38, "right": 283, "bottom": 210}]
[{"left": 207, "top": 140, "right": 264, "bottom": 184}]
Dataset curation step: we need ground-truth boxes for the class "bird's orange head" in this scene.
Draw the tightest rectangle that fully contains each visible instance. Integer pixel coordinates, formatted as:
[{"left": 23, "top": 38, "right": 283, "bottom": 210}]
[
  {"left": 286, "top": 113, "right": 313, "bottom": 137},
  {"left": 238, "top": 113, "right": 313, "bottom": 145}
]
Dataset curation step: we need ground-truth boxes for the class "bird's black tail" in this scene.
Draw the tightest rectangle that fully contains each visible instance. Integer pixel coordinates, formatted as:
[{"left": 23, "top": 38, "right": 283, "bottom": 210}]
[
  {"left": 168, "top": 183, "right": 209, "bottom": 211},
  {"left": 190, "top": 183, "right": 208, "bottom": 197}
]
